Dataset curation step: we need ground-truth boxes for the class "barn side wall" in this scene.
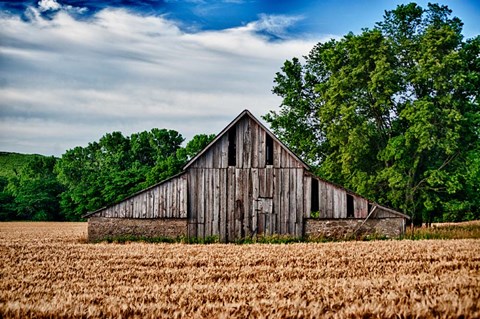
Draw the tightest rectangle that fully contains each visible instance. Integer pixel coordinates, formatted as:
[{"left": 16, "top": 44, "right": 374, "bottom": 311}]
[
  {"left": 305, "top": 218, "right": 406, "bottom": 239},
  {"left": 88, "top": 217, "right": 187, "bottom": 242},
  {"left": 93, "top": 174, "right": 187, "bottom": 219}
]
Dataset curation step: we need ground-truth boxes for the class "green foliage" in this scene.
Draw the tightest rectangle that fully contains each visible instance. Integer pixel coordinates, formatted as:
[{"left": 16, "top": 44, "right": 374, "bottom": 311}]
[
  {"left": 265, "top": 3, "right": 479, "bottom": 223},
  {"left": 0, "top": 130, "right": 214, "bottom": 221},
  {"left": 0, "top": 176, "right": 16, "bottom": 220},
  {"left": 2, "top": 156, "right": 64, "bottom": 221},
  {"left": 0, "top": 152, "right": 39, "bottom": 178},
  {"left": 55, "top": 131, "right": 216, "bottom": 221}
]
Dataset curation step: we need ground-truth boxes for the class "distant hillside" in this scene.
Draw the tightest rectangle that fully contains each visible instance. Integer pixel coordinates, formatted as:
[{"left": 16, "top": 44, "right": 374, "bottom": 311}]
[{"left": 0, "top": 152, "right": 44, "bottom": 178}]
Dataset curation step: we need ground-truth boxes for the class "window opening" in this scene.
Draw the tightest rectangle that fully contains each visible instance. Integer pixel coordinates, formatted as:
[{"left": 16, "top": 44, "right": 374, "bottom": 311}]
[
  {"left": 266, "top": 134, "right": 273, "bottom": 165},
  {"left": 228, "top": 128, "right": 236, "bottom": 166},
  {"left": 311, "top": 178, "right": 319, "bottom": 214},
  {"left": 347, "top": 194, "right": 354, "bottom": 218}
]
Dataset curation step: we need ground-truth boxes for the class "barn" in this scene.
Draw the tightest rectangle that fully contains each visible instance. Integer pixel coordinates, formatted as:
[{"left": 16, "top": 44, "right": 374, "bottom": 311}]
[{"left": 84, "top": 110, "right": 409, "bottom": 242}]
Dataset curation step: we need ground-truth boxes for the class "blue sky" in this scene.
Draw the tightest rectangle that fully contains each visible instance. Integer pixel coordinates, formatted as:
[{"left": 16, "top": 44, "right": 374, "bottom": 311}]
[{"left": 1, "top": 0, "right": 479, "bottom": 156}]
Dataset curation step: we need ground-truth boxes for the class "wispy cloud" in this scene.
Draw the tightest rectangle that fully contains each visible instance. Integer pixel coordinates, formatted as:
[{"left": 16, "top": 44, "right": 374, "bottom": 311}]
[
  {"left": 247, "top": 13, "right": 304, "bottom": 39},
  {"left": 0, "top": 4, "right": 332, "bottom": 156}
]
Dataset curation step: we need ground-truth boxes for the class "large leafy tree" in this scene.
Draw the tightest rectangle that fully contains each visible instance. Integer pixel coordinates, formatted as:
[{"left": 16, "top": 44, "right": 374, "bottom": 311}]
[
  {"left": 265, "top": 3, "right": 479, "bottom": 223},
  {"left": 7, "top": 156, "right": 64, "bottom": 221},
  {"left": 56, "top": 129, "right": 185, "bottom": 220},
  {"left": 55, "top": 129, "right": 215, "bottom": 220}
]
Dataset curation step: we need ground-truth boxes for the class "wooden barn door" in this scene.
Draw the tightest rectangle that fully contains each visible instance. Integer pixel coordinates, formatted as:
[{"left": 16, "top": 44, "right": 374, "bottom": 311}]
[{"left": 253, "top": 198, "right": 273, "bottom": 236}]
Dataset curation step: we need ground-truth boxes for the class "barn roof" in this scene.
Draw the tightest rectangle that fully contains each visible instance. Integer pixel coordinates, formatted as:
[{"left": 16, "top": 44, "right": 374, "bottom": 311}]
[{"left": 183, "top": 109, "right": 310, "bottom": 170}]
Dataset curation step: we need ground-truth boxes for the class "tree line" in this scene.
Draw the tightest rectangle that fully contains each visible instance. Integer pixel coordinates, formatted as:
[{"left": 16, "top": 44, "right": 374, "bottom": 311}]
[
  {"left": 0, "top": 130, "right": 214, "bottom": 221},
  {"left": 1, "top": 3, "right": 478, "bottom": 224},
  {"left": 264, "top": 3, "right": 479, "bottom": 224}
]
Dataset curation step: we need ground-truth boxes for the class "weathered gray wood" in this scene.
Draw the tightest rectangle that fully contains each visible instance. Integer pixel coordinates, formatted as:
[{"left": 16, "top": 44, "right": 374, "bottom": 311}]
[
  {"left": 180, "top": 176, "right": 186, "bottom": 218},
  {"left": 227, "top": 167, "right": 235, "bottom": 241},
  {"left": 265, "top": 166, "right": 273, "bottom": 198},
  {"left": 205, "top": 169, "right": 212, "bottom": 236},
  {"left": 355, "top": 196, "right": 368, "bottom": 218},
  {"left": 213, "top": 169, "right": 220, "bottom": 236},
  {"left": 252, "top": 168, "right": 259, "bottom": 235},
  {"left": 326, "top": 183, "right": 334, "bottom": 218},
  {"left": 258, "top": 168, "right": 265, "bottom": 198},
  {"left": 289, "top": 169, "right": 296, "bottom": 235},
  {"left": 243, "top": 169, "right": 251, "bottom": 236},
  {"left": 219, "top": 169, "right": 227, "bottom": 242},
  {"left": 336, "top": 188, "right": 346, "bottom": 218},
  {"left": 296, "top": 169, "right": 303, "bottom": 237},
  {"left": 319, "top": 180, "right": 326, "bottom": 218},
  {"left": 198, "top": 169, "right": 205, "bottom": 238},
  {"left": 273, "top": 139, "right": 281, "bottom": 168},
  {"left": 234, "top": 168, "right": 243, "bottom": 238},
  {"left": 188, "top": 171, "right": 197, "bottom": 237},
  {"left": 252, "top": 122, "right": 258, "bottom": 168},
  {"left": 265, "top": 198, "right": 273, "bottom": 235},
  {"left": 283, "top": 169, "right": 290, "bottom": 234},
  {"left": 303, "top": 174, "right": 311, "bottom": 218},
  {"left": 220, "top": 135, "right": 228, "bottom": 169},
  {"left": 236, "top": 120, "right": 244, "bottom": 168},
  {"left": 258, "top": 125, "right": 265, "bottom": 168},
  {"left": 243, "top": 119, "right": 252, "bottom": 168},
  {"left": 274, "top": 168, "right": 282, "bottom": 234}
]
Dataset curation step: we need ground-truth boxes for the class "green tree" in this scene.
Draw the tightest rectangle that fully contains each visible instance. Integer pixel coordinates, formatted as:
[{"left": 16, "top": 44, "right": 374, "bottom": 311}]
[
  {"left": 56, "top": 129, "right": 186, "bottom": 220},
  {"left": 0, "top": 176, "right": 16, "bottom": 220},
  {"left": 7, "top": 156, "right": 64, "bottom": 221},
  {"left": 265, "top": 3, "right": 479, "bottom": 223}
]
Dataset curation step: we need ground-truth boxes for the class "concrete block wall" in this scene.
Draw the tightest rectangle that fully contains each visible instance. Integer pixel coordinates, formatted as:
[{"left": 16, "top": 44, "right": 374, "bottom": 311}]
[
  {"left": 88, "top": 217, "right": 187, "bottom": 242},
  {"left": 305, "top": 218, "right": 406, "bottom": 239}
]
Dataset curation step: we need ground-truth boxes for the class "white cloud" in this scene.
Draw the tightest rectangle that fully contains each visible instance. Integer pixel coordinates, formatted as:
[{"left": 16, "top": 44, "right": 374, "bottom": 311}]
[
  {"left": 37, "top": 0, "right": 88, "bottom": 14},
  {"left": 0, "top": 9, "right": 332, "bottom": 156},
  {"left": 38, "top": 0, "right": 61, "bottom": 12}
]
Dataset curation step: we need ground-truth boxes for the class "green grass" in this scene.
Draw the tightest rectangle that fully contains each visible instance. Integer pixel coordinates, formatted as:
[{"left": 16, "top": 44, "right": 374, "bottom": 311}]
[
  {"left": 401, "top": 220, "right": 480, "bottom": 240},
  {"left": 0, "top": 152, "right": 42, "bottom": 178}
]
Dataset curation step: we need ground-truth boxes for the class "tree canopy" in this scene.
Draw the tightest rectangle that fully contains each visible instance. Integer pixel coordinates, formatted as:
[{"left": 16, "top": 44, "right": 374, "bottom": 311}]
[
  {"left": 0, "top": 131, "right": 215, "bottom": 221},
  {"left": 264, "top": 3, "right": 480, "bottom": 223}
]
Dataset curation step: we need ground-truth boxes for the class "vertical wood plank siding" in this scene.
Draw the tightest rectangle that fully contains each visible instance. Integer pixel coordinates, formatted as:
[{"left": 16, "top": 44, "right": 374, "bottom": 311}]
[
  {"left": 92, "top": 112, "right": 403, "bottom": 242},
  {"left": 97, "top": 173, "right": 187, "bottom": 219}
]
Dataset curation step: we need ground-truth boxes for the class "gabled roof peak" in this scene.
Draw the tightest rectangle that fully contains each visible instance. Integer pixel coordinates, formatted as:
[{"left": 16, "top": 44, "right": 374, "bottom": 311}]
[{"left": 182, "top": 109, "right": 310, "bottom": 170}]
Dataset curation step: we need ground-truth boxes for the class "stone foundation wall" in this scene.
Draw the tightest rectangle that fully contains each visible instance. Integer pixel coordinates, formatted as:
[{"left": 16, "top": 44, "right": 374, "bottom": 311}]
[
  {"left": 88, "top": 217, "right": 187, "bottom": 242},
  {"left": 305, "top": 218, "right": 405, "bottom": 239}
]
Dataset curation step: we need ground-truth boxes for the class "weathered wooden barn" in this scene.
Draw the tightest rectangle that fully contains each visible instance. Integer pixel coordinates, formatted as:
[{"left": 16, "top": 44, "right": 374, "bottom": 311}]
[{"left": 84, "top": 110, "right": 409, "bottom": 242}]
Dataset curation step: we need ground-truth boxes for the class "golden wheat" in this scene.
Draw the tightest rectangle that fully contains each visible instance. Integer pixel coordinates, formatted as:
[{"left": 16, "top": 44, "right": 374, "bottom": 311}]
[{"left": 0, "top": 222, "right": 479, "bottom": 318}]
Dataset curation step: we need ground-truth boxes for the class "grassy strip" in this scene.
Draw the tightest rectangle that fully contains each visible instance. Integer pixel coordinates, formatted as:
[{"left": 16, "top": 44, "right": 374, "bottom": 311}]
[{"left": 401, "top": 221, "right": 480, "bottom": 240}]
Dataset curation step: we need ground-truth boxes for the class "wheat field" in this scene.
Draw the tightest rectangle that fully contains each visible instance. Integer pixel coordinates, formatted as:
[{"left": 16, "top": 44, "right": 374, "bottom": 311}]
[{"left": 0, "top": 222, "right": 479, "bottom": 318}]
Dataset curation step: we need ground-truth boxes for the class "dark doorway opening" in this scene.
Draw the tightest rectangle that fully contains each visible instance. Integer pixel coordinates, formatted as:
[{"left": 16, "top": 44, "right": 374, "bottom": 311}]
[
  {"left": 347, "top": 194, "right": 354, "bottom": 218},
  {"left": 266, "top": 134, "right": 273, "bottom": 165},
  {"left": 311, "top": 178, "right": 319, "bottom": 213},
  {"left": 228, "top": 128, "right": 236, "bottom": 166}
]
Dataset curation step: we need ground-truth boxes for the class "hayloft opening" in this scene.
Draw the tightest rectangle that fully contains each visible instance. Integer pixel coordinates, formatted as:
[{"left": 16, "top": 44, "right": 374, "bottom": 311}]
[
  {"left": 228, "top": 128, "right": 236, "bottom": 166},
  {"left": 347, "top": 194, "right": 354, "bottom": 218},
  {"left": 266, "top": 134, "right": 273, "bottom": 165},
  {"left": 311, "top": 178, "right": 319, "bottom": 214}
]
